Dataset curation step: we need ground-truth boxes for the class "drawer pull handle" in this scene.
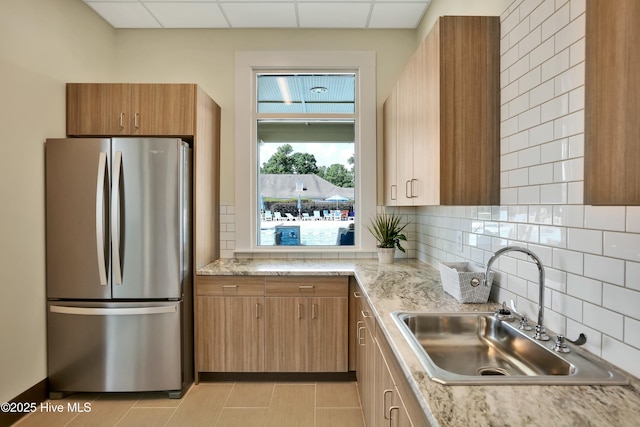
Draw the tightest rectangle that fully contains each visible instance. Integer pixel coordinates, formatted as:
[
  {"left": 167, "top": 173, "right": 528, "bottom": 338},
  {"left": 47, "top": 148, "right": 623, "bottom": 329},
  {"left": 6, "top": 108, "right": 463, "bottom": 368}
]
[
  {"left": 361, "top": 310, "right": 371, "bottom": 318},
  {"left": 383, "top": 389, "right": 393, "bottom": 420},
  {"left": 297, "top": 303, "right": 302, "bottom": 319},
  {"left": 255, "top": 303, "right": 260, "bottom": 319},
  {"left": 353, "top": 291, "right": 361, "bottom": 298},
  {"left": 299, "top": 285, "right": 314, "bottom": 290},
  {"left": 222, "top": 285, "right": 238, "bottom": 289}
]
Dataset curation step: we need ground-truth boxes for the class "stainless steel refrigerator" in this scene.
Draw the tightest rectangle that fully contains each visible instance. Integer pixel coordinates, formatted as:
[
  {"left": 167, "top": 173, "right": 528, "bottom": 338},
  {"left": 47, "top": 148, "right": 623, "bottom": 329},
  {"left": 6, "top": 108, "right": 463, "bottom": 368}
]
[{"left": 45, "top": 137, "right": 193, "bottom": 399}]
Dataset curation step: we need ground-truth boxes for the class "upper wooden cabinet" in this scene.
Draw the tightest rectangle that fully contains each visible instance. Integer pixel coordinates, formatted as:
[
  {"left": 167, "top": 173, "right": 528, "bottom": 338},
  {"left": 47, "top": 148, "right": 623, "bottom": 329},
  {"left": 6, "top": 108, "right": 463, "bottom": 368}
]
[
  {"left": 67, "top": 83, "right": 195, "bottom": 137},
  {"left": 585, "top": 0, "right": 640, "bottom": 205},
  {"left": 384, "top": 16, "right": 500, "bottom": 206}
]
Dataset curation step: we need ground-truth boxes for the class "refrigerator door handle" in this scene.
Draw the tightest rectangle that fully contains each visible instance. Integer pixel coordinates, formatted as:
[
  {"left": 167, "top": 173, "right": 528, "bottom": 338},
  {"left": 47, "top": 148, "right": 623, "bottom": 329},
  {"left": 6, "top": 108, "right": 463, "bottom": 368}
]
[
  {"left": 50, "top": 305, "right": 177, "bottom": 316},
  {"left": 112, "top": 150, "right": 123, "bottom": 285},
  {"left": 95, "top": 152, "right": 108, "bottom": 286}
]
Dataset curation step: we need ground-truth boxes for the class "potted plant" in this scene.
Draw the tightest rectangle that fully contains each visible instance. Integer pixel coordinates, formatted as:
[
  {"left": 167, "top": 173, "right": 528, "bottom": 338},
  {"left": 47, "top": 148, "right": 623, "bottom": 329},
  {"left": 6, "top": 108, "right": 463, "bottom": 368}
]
[{"left": 366, "top": 212, "right": 409, "bottom": 264}]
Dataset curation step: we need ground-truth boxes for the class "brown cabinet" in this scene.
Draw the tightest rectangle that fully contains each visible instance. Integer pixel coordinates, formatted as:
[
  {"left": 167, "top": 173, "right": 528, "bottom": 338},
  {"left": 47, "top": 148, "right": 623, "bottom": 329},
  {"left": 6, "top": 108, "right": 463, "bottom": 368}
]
[
  {"left": 195, "top": 276, "right": 265, "bottom": 377},
  {"left": 354, "top": 290, "right": 377, "bottom": 426},
  {"left": 375, "top": 338, "right": 413, "bottom": 427},
  {"left": 265, "top": 276, "right": 348, "bottom": 372},
  {"left": 67, "top": 83, "right": 195, "bottom": 136},
  {"left": 384, "top": 16, "right": 500, "bottom": 206},
  {"left": 585, "top": 0, "right": 640, "bottom": 205},
  {"left": 195, "top": 275, "right": 349, "bottom": 379}
]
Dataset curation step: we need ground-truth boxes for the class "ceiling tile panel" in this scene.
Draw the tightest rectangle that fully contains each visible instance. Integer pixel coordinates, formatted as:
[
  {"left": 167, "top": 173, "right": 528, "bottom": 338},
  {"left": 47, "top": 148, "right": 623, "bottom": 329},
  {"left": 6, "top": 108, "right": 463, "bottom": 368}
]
[
  {"left": 368, "top": 2, "right": 428, "bottom": 28},
  {"left": 144, "top": 2, "right": 229, "bottom": 28},
  {"left": 221, "top": 2, "right": 298, "bottom": 27},
  {"left": 86, "top": 1, "right": 162, "bottom": 27},
  {"left": 298, "top": 2, "right": 371, "bottom": 28}
]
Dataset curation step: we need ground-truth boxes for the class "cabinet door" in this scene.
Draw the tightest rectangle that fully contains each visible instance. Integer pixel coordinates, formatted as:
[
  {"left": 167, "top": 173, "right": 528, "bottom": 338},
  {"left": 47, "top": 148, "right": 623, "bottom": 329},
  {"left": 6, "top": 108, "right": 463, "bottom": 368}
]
[
  {"left": 132, "top": 84, "right": 195, "bottom": 136},
  {"left": 395, "top": 60, "right": 416, "bottom": 206},
  {"left": 308, "top": 297, "right": 348, "bottom": 372},
  {"left": 375, "top": 340, "right": 413, "bottom": 427},
  {"left": 383, "top": 85, "right": 399, "bottom": 206},
  {"left": 66, "top": 83, "right": 131, "bottom": 135},
  {"left": 265, "top": 297, "right": 306, "bottom": 372},
  {"left": 196, "top": 296, "right": 264, "bottom": 372}
]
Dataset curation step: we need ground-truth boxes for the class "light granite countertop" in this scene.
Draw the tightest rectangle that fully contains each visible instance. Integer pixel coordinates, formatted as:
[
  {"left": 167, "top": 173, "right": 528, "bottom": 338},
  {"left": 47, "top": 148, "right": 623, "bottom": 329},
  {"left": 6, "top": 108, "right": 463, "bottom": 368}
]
[{"left": 197, "top": 258, "right": 640, "bottom": 426}]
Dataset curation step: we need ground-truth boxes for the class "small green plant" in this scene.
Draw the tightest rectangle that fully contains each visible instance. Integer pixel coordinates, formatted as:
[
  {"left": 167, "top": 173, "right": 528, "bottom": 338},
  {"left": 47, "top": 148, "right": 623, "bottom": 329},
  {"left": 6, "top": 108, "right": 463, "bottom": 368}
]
[{"left": 367, "top": 212, "right": 410, "bottom": 252}]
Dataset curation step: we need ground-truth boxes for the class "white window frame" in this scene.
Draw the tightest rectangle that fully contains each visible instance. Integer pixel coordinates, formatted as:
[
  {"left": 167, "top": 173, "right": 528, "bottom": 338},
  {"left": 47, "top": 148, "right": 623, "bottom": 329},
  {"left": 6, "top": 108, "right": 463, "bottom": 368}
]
[{"left": 234, "top": 51, "right": 377, "bottom": 253}]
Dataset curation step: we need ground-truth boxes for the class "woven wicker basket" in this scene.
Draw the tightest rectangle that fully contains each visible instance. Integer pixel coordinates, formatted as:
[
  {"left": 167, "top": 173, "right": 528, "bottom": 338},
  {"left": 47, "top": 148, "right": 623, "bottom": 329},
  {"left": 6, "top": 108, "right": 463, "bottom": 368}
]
[{"left": 438, "top": 262, "right": 494, "bottom": 303}]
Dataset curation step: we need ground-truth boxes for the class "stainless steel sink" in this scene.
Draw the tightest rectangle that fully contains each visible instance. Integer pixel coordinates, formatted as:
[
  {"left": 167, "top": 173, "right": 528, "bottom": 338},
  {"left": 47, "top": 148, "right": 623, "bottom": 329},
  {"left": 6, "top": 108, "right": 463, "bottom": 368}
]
[{"left": 392, "top": 311, "right": 629, "bottom": 385}]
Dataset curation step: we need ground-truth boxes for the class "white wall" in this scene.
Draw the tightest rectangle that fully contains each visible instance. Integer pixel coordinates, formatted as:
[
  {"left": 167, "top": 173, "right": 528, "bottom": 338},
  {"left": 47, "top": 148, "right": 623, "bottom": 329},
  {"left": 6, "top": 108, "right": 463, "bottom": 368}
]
[
  {"left": 415, "top": 0, "right": 640, "bottom": 379},
  {"left": 0, "top": 0, "right": 115, "bottom": 403}
]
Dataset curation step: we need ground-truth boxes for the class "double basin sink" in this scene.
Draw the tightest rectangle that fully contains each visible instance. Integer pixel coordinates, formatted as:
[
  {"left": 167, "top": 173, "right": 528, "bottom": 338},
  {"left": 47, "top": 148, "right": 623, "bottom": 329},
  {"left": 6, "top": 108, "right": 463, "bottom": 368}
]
[{"left": 392, "top": 311, "right": 628, "bottom": 385}]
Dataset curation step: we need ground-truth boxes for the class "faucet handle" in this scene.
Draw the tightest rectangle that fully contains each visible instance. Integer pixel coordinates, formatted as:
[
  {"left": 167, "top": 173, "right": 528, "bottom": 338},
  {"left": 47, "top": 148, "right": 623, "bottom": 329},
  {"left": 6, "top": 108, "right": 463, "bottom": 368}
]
[
  {"left": 509, "top": 300, "right": 532, "bottom": 330},
  {"left": 494, "top": 301, "right": 514, "bottom": 321},
  {"left": 552, "top": 333, "right": 587, "bottom": 353}
]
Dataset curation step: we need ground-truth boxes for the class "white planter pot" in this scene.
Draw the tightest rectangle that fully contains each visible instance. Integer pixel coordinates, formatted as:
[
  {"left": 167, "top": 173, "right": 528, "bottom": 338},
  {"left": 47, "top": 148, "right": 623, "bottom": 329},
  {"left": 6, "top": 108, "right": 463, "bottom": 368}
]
[{"left": 377, "top": 247, "right": 396, "bottom": 264}]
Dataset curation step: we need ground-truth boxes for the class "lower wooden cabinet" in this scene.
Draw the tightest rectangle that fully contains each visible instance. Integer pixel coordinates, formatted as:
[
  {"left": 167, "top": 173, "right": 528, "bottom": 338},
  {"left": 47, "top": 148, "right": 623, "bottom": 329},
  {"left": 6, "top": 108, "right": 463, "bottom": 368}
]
[
  {"left": 353, "top": 284, "right": 428, "bottom": 427},
  {"left": 265, "top": 276, "right": 348, "bottom": 372},
  {"left": 195, "top": 275, "right": 348, "bottom": 378}
]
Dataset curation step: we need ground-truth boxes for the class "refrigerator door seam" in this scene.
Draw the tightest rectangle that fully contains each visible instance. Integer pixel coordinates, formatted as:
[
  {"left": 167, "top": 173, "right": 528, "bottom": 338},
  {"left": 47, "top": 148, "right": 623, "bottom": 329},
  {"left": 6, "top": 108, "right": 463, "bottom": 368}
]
[{"left": 112, "top": 150, "right": 123, "bottom": 286}]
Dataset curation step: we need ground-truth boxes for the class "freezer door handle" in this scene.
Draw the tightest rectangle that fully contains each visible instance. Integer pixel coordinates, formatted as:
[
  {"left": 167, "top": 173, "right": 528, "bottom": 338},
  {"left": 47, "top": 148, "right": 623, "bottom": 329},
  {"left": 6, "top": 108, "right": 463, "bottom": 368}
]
[
  {"left": 50, "top": 305, "right": 178, "bottom": 316},
  {"left": 112, "top": 150, "right": 123, "bottom": 285},
  {"left": 95, "top": 152, "right": 108, "bottom": 286}
]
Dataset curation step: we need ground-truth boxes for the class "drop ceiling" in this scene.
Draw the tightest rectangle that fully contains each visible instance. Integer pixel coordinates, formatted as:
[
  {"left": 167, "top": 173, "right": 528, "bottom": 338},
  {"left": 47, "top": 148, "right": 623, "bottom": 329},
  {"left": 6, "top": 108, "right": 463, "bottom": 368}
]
[{"left": 83, "top": 0, "right": 432, "bottom": 29}]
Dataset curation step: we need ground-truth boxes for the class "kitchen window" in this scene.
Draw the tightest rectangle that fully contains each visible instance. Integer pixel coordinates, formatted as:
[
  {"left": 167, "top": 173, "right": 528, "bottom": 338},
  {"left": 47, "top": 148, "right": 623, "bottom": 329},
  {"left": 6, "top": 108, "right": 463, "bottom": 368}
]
[{"left": 235, "top": 51, "right": 377, "bottom": 252}]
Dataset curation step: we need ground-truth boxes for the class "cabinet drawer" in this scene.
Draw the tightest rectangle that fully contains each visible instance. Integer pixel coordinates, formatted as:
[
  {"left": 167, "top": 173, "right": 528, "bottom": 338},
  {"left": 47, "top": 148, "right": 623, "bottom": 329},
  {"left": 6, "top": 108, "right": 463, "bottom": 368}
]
[
  {"left": 265, "top": 276, "right": 348, "bottom": 297},
  {"left": 196, "top": 276, "right": 265, "bottom": 296}
]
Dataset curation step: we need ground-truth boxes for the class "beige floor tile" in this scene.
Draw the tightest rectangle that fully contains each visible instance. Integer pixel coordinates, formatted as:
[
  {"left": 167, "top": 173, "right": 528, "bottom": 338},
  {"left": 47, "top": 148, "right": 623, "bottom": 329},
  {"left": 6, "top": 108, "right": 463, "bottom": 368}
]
[
  {"left": 264, "top": 384, "right": 315, "bottom": 427},
  {"left": 316, "top": 382, "right": 361, "bottom": 408},
  {"left": 115, "top": 407, "right": 176, "bottom": 427},
  {"left": 316, "top": 408, "right": 365, "bottom": 427},
  {"left": 67, "top": 393, "right": 142, "bottom": 427},
  {"left": 214, "top": 408, "right": 269, "bottom": 427},
  {"left": 224, "top": 383, "right": 274, "bottom": 407},
  {"left": 134, "top": 392, "right": 183, "bottom": 408},
  {"left": 165, "top": 383, "right": 233, "bottom": 427}
]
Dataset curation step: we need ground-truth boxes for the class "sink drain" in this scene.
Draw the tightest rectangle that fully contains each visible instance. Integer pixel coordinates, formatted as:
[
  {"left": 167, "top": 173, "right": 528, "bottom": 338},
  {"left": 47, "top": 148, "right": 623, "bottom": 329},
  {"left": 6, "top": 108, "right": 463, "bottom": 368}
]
[{"left": 477, "top": 367, "right": 510, "bottom": 376}]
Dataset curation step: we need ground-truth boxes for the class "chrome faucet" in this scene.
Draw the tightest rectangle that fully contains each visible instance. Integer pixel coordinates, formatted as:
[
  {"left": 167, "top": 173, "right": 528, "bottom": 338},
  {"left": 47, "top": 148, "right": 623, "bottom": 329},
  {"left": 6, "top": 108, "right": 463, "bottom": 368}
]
[{"left": 484, "top": 246, "right": 550, "bottom": 341}]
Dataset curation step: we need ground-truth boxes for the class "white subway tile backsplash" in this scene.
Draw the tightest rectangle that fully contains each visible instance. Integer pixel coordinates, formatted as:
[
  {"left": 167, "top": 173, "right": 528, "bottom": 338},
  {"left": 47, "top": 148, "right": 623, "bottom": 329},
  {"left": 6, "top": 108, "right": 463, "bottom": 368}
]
[
  {"left": 541, "top": 94, "right": 569, "bottom": 123},
  {"left": 583, "top": 254, "right": 625, "bottom": 286},
  {"left": 583, "top": 303, "right": 624, "bottom": 340},
  {"left": 567, "top": 181, "right": 583, "bottom": 204},
  {"left": 520, "top": 0, "right": 544, "bottom": 21},
  {"left": 518, "top": 146, "right": 541, "bottom": 167},
  {"left": 584, "top": 206, "right": 626, "bottom": 231},
  {"left": 508, "top": 130, "right": 530, "bottom": 152},
  {"left": 541, "top": 48, "right": 570, "bottom": 82},
  {"left": 519, "top": 26, "right": 542, "bottom": 57},
  {"left": 554, "top": 157, "right": 583, "bottom": 182},
  {"left": 568, "top": 133, "right": 584, "bottom": 158},
  {"left": 530, "top": 37, "right": 555, "bottom": 69},
  {"left": 602, "top": 337, "right": 640, "bottom": 379},
  {"left": 509, "top": 168, "right": 529, "bottom": 187},
  {"left": 540, "top": 182, "right": 568, "bottom": 204},
  {"left": 541, "top": 2, "right": 571, "bottom": 41},
  {"left": 554, "top": 13, "right": 585, "bottom": 53},
  {"left": 569, "top": 37, "right": 585, "bottom": 66},
  {"left": 604, "top": 232, "right": 640, "bottom": 262},
  {"left": 529, "top": 163, "right": 554, "bottom": 185},
  {"left": 510, "top": 55, "right": 532, "bottom": 83},
  {"left": 569, "top": 84, "right": 584, "bottom": 112},
  {"left": 567, "top": 273, "right": 602, "bottom": 305},
  {"left": 519, "top": 107, "right": 542, "bottom": 131},
  {"left": 625, "top": 317, "right": 640, "bottom": 349},
  {"left": 626, "top": 207, "right": 640, "bottom": 233},
  {"left": 502, "top": 80, "right": 520, "bottom": 105},
  {"left": 553, "top": 205, "right": 584, "bottom": 227},
  {"left": 501, "top": 44, "right": 520, "bottom": 73},
  {"left": 501, "top": 115, "right": 519, "bottom": 137},
  {"left": 567, "top": 228, "right": 602, "bottom": 254},
  {"left": 511, "top": 16, "right": 531, "bottom": 48},
  {"left": 540, "top": 138, "right": 568, "bottom": 162},
  {"left": 529, "top": 79, "right": 555, "bottom": 109},
  {"left": 501, "top": 188, "right": 518, "bottom": 204},
  {"left": 553, "top": 110, "right": 583, "bottom": 138},
  {"left": 529, "top": 0, "right": 556, "bottom": 32},
  {"left": 518, "top": 223, "right": 540, "bottom": 242},
  {"left": 529, "top": 205, "right": 553, "bottom": 224},
  {"left": 518, "top": 186, "right": 541, "bottom": 204},
  {"left": 540, "top": 225, "right": 566, "bottom": 247},
  {"left": 625, "top": 262, "right": 640, "bottom": 292},
  {"left": 509, "top": 92, "right": 530, "bottom": 117},
  {"left": 603, "top": 283, "right": 640, "bottom": 321},
  {"left": 554, "top": 62, "right": 585, "bottom": 96},
  {"left": 570, "top": 0, "right": 586, "bottom": 20},
  {"left": 519, "top": 67, "right": 542, "bottom": 94},
  {"left": 501, "top": 7, "right": 521, "bottom": 37},
  {"left": 552, "top": 247, "right": 583, "bottom": 274},
  {"left": 552, "top": 290, "right": 582, "bottom": 321}
]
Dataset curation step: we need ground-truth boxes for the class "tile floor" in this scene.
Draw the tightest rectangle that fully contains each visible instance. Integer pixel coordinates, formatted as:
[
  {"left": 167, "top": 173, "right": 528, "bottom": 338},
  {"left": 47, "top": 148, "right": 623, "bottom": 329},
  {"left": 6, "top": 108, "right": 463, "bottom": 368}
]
[{"left": 14, "top": 381, "right": 364, "bottom": 427}]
